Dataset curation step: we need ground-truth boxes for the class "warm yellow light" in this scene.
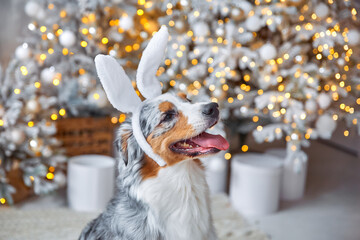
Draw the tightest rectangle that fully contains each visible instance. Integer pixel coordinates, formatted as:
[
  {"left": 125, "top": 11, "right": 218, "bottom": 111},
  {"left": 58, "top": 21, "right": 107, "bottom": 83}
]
[
  {"left": 194, "top": 11, "right": 200, "bottom": 17},
  {"left": 119, "top": 113, "right": 126, "bottom": 123},
  {"left": 48, "top": 48, "right": 54, "bottom": 54},
  {"left": 133, "top": 43, "right": 140, "bottom": 51},
  {"left": 0, "top": 198, "right": 5, "bottom": 204},
  {"left": 207, "top": 58, "right": 213, "bottom": 64},
  {"left": 46, "top": 172, "right": 55, "bottom": 180},
  {"left": 344, "top": 130, "right": 349, "bottom": 137},
  {"left": 49, "top": 166, "right": 55, "bottom": 172},
  {"left": 316, "top": 54, "right": 322, "bottom": 60},
  {"left": 40, "top": 26, "right": 47, "bottom": 32},
  {"left": 169, "top": 80, "right": 176, "bottom": 87},
  {"left": 228, "top": 97, "right": 234, "bottom": 103},
  {"left": 80, "top": 41, "right": 87, "bottom": 47},
  {"left": 79, "top": 68, "right": 86, "bottom": 75},
  {"left": 191, "top": 59, "right": 198, "bottom": 65},
  {"left": 257, "top": 126, "right": 263, "bottom": 131},
  {"left": 0, "top": 119, "right": 3, "bottom": 126},
  {"left": 253, "top": 116, "right": 259, "bottom": 122},
  {"left": 51, "top": 114, "right": 58, "bottom": 121},
  {"left": 34, "top": 82, "right": 41, "bottom": 88},
  {"left": 357, "top": 98, "right": 360, "bottom": 105},
  {"left": 137, "top": 9, "right": 144, "bottom": 16},
  {"left": 295, "top": 25, "right": 301, "bottom": 31},
  {"left": 352, "top": 8, "right": 357, "bottom": 16},
  {"left": 53, "top": 79, "right": 60, "bottom": 86},
  {"left": 60, "top": 10, "right": 67, "bottom": 18},
  {"left": 40, "top": 54, "right": 47, "bottom": 61},
  {"left": 59, "top": 108, "right": 66, "bottom": 116},
  {"left": 125, "top": 45, "right": 132, "bottom": 52},
  {"left": 56, "top": 29, "right": 63, "bottom": 37},
  {"left": 14, "top": 88, "right": 21, "bottom": 94},
  {"left": 244, "top": 74, "right": 250, "bottom": 82},
  {"left": 62, "top": 48, "right": 69, "bottom": 55},
  {"left": 224, "top": 153, "right": 231, "bottom": 160},
  {"left": 20, "top": 66, "right": 28, "bottom": 76},
  {"left": 241, "top": 145, "right": 249, "bottom": 152},
  {"left": 138, "top": 0, "right": 146, "bottom": 5},
  {"left": 101, "top": 37, "right": 109, "bottom": 44},
  {"left": 82, "top": 28, "right": 89, "bottom": 34},
  {"left": 111, "top": 117, "right": 118, "bottom": 124},
  {"left": 176, "top": 51, "right": 183, "bottom": 57},
  {"left": 28, "top": 121, "right": 34, "bottom": 127},
  {"left": 29, "top": 176, "right": 34, "bottom": 181},
  {"left": 93, "top": 93, "right": 100, "bottom": 100}
]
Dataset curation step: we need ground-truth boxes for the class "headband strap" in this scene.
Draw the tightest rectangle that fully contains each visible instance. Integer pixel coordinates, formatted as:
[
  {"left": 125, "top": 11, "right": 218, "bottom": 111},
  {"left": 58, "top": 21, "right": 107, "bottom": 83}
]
[{"left": 131, "top": 103, "right": 166, "bottom": 167}]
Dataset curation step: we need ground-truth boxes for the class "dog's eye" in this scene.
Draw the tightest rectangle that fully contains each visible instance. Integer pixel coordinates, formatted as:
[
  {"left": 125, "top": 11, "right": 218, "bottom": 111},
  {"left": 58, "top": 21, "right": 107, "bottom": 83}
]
[{"left": 161, "top": 111, "right": 176, "bottom": 123}]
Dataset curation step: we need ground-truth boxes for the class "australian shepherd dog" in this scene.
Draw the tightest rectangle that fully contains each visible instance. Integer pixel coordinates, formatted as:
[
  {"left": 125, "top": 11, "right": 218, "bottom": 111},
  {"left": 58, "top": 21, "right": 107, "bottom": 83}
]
[{"left": 79, "top": 92, "right": 229, "bottom": 240}]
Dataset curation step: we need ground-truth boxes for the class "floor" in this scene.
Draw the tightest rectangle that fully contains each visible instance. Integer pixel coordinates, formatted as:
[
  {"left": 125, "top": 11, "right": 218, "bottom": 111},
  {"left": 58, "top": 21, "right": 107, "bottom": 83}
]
[{"left": 247, "top": 140, "right": 360, "bottom": 240}]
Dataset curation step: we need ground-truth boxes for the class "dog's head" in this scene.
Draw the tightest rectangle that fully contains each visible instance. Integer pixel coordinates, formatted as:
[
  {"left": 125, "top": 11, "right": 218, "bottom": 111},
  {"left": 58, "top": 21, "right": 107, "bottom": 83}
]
[
  {"left": 138, "top": 93, "right": 228, "bottom": 165},
  {"left": 95, "top": 26, "right": 229, "bottom": 171}
]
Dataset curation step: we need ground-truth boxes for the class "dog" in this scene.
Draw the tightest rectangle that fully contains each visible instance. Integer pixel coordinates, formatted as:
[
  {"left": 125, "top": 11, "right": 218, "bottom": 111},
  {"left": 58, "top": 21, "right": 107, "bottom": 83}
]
[{"left": 79, "top": 92, "right": 229, "bottom": 240}]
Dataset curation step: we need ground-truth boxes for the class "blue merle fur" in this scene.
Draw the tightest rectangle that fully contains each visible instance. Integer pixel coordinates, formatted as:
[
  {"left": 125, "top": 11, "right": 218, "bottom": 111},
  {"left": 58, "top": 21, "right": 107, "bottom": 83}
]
[{"left": 79, "top": 97, "right": 175, "bottom": 240}]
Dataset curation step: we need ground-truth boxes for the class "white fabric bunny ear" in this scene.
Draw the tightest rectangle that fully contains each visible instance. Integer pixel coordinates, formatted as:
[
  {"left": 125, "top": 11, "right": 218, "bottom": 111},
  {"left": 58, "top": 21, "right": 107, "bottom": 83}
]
[
  {"left": 95, "top": 54, "right": 141, "bottom": 113},
  {"left": 94, "top": 26, "right": 169, "bottom": 168},
  {"left": 136, "top": 25, "right": 169, "bottom": 99}
]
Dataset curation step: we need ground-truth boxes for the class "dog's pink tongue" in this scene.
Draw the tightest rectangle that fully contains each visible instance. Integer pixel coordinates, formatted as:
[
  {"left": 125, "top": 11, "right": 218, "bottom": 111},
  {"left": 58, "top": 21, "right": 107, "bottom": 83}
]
[{"left": 191, "top": 132, "right": 229, "bottom": 150}]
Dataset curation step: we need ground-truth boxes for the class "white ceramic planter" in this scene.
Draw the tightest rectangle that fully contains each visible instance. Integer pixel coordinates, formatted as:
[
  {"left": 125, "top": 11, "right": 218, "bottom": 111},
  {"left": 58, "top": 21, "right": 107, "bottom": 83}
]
[
  {"left": 266, "top": 148, "right": 308, "bottom": 201},
  {"left": 67, "top": 155, "right": 115, "bottom": 212},
  {"left": 230, "top": 153, "right": 282, "bottom": 217}
]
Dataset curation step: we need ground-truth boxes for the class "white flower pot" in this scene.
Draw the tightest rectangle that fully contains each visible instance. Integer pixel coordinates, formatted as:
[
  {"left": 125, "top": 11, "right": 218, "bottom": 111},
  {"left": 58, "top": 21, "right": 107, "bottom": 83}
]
[
  {"left": 266, "top": 148, "right": 308, "bottom": 201},
  {"left": 67, "top": 155, "right": 115, "bottom": 211},
  {"left": 230, "top": 153, "right": 282, "bottom": 217}
]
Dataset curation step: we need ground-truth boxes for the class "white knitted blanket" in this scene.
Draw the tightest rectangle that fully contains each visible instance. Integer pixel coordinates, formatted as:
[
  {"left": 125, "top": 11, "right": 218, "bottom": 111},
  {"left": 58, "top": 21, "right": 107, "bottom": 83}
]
[{"left": 0, "top": 194, "right": 268, "bottom": 240}]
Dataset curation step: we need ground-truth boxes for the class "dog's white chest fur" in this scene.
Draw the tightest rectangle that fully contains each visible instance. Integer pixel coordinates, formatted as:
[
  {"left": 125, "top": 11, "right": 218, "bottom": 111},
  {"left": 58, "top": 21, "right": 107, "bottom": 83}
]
[{"left": 137, "top": 160, "right": 217, "bottom": 240}]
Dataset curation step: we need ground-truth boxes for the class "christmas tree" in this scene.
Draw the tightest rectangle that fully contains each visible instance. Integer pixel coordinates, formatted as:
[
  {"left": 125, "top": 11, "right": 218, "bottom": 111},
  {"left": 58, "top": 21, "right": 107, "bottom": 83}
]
[
  {"left": 0, "top": 0, "right": 112, "bottom": 204},
  {"left": 148, "top": 0, "right": 360, "bottom": 164}
]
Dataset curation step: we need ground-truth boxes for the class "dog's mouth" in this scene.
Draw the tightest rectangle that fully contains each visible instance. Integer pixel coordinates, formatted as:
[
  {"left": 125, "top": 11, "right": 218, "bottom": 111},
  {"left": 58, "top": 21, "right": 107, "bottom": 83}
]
[{"left": 169, "top": 130, "right": 229, "bottom": 157}]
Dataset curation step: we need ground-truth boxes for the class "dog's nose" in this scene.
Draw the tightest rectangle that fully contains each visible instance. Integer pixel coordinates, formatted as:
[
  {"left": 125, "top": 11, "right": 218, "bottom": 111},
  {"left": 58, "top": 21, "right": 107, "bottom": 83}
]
[{"left": 202, "top": 103, "right": 219, "bottom": 118}]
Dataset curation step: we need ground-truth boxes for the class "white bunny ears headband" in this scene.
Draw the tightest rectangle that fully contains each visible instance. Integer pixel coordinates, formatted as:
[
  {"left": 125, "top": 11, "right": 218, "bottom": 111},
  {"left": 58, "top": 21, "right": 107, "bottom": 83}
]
[{"left": 94, "top": 26, "right": 169, "bottom": 167}]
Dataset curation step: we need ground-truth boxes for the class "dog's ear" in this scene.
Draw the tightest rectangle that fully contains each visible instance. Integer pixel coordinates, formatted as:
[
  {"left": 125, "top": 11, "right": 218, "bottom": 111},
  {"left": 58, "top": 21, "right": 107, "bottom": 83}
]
[{"left": 115, "top": 130, "right": 132, "bottom": 166}]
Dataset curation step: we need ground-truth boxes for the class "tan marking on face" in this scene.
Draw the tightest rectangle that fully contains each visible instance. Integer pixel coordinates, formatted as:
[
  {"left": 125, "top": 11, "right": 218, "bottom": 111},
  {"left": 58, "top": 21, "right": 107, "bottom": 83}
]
[
  {"left": 177, "top": 92, "right": 187, "bottom": 100},
  {"left": 147, "top": 111, "right": 196, "bottom": 166},
  {"left": 158, "top": 101, "right": 174, "bottom": 112},
  {"left": 141, "top": 154, "right": 163, "bottom": 180}
]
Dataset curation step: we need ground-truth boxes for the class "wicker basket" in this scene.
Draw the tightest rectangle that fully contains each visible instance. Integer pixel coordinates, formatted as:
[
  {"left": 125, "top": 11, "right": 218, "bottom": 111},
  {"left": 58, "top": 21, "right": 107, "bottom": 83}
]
[{"left": 55, "top": 117, "right": 117, "bottom": 157}]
